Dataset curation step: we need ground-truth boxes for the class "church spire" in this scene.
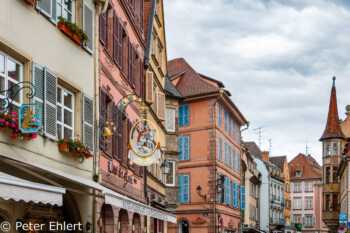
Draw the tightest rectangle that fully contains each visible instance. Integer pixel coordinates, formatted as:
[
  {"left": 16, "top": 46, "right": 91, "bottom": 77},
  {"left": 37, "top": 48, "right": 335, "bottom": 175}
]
[{"left": 320, "top": 77, "right": 345, "bottom": 141}]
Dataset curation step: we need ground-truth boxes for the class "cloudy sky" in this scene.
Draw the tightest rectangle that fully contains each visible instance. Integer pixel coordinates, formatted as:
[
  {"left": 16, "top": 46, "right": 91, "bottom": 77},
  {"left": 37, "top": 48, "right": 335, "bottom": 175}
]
[{"left": 164, "top": 0, "right": 350, "bottom": 164}]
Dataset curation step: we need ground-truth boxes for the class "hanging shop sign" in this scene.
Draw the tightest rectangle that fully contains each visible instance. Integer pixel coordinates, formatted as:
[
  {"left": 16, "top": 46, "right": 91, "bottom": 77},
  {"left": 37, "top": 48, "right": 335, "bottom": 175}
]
[
  {"left": 19, "top": 104, "right": 42, "bottom": 133},
  {"left": 108, "top": 161, "right": 137, "bottom": 184},
  {"left": 128, "top": 119, "right": 162, "bottom": 166}
]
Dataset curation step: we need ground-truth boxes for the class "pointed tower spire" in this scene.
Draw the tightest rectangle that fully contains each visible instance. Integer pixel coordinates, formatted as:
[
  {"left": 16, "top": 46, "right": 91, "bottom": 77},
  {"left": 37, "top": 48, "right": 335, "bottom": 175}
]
[{"left": 320, "top": 77, "right": 345, "bottom": 141}]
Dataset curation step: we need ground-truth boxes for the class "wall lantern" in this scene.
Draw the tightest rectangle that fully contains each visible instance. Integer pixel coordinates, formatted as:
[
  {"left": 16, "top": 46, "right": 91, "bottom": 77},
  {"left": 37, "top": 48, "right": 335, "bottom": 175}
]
[
  {"left": 160, "top": 161, "right": 170, "bottom": 174},
  {"left": 196, "top": 185, "right": 207, "bottom": 201}
]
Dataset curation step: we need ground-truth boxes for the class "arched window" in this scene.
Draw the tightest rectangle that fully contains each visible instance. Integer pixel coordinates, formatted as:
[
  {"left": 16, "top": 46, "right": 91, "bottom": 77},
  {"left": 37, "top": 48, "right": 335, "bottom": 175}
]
[{"left": 179, "top": 220, "right": 189, "bottom": 233}]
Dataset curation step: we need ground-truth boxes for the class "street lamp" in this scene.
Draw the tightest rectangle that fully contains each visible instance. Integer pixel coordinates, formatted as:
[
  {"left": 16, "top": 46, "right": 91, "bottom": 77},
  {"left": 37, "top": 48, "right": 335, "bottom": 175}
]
[
  {"left": 196, "top": 185, "right": 207, "bottom": 201},
  {"left": 160, "top": 161, "right": 170, "bottom": 174}
]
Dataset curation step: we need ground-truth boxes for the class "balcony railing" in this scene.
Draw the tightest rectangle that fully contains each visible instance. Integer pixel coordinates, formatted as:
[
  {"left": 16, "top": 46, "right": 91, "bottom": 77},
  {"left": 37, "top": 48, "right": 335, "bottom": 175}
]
[
  {"left": 271, "top": 195, "right": 276, "bottom": 202},
  {"left": 281, "top": 198, "right": 285, "bottom": 205},
  {"left": 270, "top": 218, "right": 285, "bottom": 225}
]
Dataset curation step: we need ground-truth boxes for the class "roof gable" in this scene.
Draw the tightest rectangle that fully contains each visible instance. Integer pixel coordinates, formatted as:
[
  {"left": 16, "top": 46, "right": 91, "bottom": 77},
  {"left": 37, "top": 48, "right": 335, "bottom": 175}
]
[{"left": 288, "top": 153, "right": 322, "bottom": 179}]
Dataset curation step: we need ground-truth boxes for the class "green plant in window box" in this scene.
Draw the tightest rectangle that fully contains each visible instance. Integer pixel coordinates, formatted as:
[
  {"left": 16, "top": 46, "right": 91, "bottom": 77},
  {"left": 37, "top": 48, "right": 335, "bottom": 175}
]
[
  {"left": 58, "top": 138, "right": 93, "bottom": 162},
  {"left": 57, "top": 16, "right": 89, "bottom": 45},
  {"left": 23, "top": 0, "right": 41, "bottom": 5}
]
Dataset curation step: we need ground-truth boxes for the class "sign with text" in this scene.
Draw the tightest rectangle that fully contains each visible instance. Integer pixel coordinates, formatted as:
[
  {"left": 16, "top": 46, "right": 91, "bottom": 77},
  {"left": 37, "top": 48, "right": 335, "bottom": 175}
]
[{"left": 340, "top": 213, "right": 347, "bottom": 223}]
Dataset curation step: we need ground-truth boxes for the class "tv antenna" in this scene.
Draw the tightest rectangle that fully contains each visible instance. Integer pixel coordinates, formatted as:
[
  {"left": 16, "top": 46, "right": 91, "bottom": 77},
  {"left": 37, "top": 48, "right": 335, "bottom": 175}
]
[
  {"left": 306, "top": 140, "right": 309, "bottom": 155},
  {"left": 254, "top": 125, "right": 267, "bottom": 148},
  {"left": 268, "top": 138, "right": 273, "bottom": 155}
]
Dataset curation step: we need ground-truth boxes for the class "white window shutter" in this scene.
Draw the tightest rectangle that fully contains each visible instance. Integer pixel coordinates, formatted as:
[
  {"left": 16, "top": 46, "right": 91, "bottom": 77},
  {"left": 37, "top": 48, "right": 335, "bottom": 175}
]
[
  {"left": 145, "top": 71, "right": 154, "bottom": 103},
  {"left": 44, "top": 67, "right": 57, "bottom": 140},
  {"left": 51, "top": 0, "right": 57, "bottom": 24},
  {"left": 156, "top": 91, "right": 165, "bottom": 121},
  {"left": 36, "top": 0, "right": 52, "bottom": 18},
  {"left": 83, "top": 1, "right": 94, "bottom": 53},
  {"left": 312, "top": 217, "right": 316, "bottom": 226},
  {"left": 32, "top": 62, "right": 45, "bottom": 127},
  {"left": 82, "top": 93, "right": 94, "bottom": 153}
]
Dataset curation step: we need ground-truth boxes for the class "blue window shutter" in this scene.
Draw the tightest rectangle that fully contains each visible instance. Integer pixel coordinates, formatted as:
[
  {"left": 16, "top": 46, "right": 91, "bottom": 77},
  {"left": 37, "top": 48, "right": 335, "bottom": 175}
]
[
  {"left": 228, "top": 178, "right": 231, "bottom": 206},
  {"left": 241, "top": 186, "right": 246, "bottom": 210},
  {"left": 229, "top": 145, "right": 232, "bottom": 167},
  {"left": 178, "top": 137, "right": 183, "bottom": 160},
  {"left": 219, "top": 104, "right": 222, "bottom": 126},
  {"left": 237, "top": 126, "right": 240, "bottom": 143},
  {"left": 184, "top": 105, "right": 189, "bottom": 125},
  {"left": 183, "top": 175, "right": 189, "bottom": 203},
  {"left": 178, "top": 175, "right": 183, "bottom": 203},
  {"left": 183, "top": 136, "right": 190, "bottom": 160},
  {"left": 229, "top": 116, "right": 232, "bottom": 135},
  {"left": 233, "top": 149, "right": 236, "bottom": 171},
  {"left": 237, "top": 184, "right": 240, "bottom": 208},
  {"left": 225, "top": 111, "right": 227, "bottom": 131},
  {"left": 225, "top": 141, "right": 228, "bottom": 164},
  {"left": 237, "top": 152, "right": 241, "bottom": 173},
  {"left": 83, "top": 1, "right": 94, "bottom": 53},
  {"left": 233, "top": 120, "right": 236, "bottom": 139},
  {"left": 218, "top": 174, "right": 221, "bottom": 202},
  {"left": 179, "top": 106, "right": 183, "bottom": 126},
  {"left": 225, "top": 177, "right": 229, "bottom": 204},
  {"left": 232, "top": 181, "right": 236, "bottom": 207},
  {"left": 219, "top": 137, "right": 223, "bottom": 161}
]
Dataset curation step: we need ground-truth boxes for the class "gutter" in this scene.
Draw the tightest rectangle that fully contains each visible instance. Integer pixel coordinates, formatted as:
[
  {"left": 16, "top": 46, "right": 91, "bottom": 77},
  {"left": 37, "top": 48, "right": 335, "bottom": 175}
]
[
  {"left": 144, "top": 0, "right": 156, "bottom": 68},
  {"left": 212, "top": 89, "right": 224, "bottom": 233}
]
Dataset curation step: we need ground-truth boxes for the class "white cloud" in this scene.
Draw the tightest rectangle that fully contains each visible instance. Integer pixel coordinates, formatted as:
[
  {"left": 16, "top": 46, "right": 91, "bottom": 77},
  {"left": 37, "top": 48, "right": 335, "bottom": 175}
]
[{"left": 164, "top": 0, "right": 350, "bottom": 164}]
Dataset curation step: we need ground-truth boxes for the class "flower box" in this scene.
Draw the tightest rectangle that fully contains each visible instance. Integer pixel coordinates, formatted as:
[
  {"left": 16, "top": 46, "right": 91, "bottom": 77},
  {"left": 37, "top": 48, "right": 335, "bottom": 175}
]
[
  {"left": 59, "top": 141, "right": 69, "bottom": 152},
  {"left": 57, "top": 17, "right": 88, "bottom": 46},
  {"left": 58, "top": 138, "right": 93, "bottom": 163},
  {"left": 24, "top": 0, "right": 35, "bottom": 4},
  {"left": 58, "top": 22, "right": 74, "bottom": 37}
]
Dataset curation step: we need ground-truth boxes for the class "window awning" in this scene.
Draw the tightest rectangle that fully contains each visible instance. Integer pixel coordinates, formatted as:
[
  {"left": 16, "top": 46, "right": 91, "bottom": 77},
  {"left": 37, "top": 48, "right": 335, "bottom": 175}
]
[
  {"left": 0, "top": 172, "right": 65, "bottom": 206},
  {"left": 103, "top": 190, "right": 177, "bottom": 223}
]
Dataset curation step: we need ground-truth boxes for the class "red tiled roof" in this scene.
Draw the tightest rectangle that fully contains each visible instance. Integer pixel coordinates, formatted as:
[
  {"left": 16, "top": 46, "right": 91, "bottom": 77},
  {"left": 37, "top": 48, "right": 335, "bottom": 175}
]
[
  {"left": 144, "top": 0, "right": 152, "bottom": 40},
  {"left": 270, "top": 156, "right": 286, "bottom": 170},
  {"left": 168, "top": 58, "right": 219, "bottom": 97},
  {"left": 320, "top": 77, "right": 345, "bottom": 141},
  {"left": 288, "top": 153, "right": 322, "bottom": 179}
]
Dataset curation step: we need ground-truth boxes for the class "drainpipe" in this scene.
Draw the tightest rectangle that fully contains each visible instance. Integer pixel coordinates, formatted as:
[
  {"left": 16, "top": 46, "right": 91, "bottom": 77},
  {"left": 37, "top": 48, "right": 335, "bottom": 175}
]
[
  {"left": 212, "top": 89, "right": 224, "bottom": 233},
  {"left": 94, "top": 1, "right": 110, "bottom": 233},
  {"left": 239, "top": 122, "right": 249, "bottom": 233}
]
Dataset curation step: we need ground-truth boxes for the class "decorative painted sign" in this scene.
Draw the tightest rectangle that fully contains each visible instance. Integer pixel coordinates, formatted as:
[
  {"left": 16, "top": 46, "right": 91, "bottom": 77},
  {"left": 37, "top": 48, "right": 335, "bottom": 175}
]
[
  {"left": 19, "top": 104, "right": 41, "bottom": 133},
  {"left": 128, "top": 119, "right": 162, "bottom": 166},
  {"left": 108, "top": 161, "right": 137, "bottom": 184}
]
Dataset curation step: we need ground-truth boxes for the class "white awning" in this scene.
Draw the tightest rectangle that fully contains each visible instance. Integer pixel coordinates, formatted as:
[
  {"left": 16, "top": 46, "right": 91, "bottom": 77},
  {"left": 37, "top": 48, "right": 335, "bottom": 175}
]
[
  {"left": 103, "top": 190, "right": 177, "bottom": 223},
  {"left": 0, "top": 172, "right": 65, "bottom": 206}
]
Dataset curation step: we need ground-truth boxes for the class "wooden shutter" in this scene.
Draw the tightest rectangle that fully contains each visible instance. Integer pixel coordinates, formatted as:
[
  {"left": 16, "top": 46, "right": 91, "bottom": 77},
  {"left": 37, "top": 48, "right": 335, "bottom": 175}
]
[
  {"left": 179, "top": 106, "right": 183, "bottom": 126},
  {"left": 99, "top": 89, "right": 107, "bottom": 149},
  {"left": 44, "top": 67, "right": 57, "bottom": 140},
  {"left": 183, "top": 136, "right": 189, "bottom": 160},
  {"left": 118, "top": 19, "right": 123, "bottom": 67},
  {"left": 99, "top": 13, "right": 107, "bottom": 45},
  {"left": 128, "top": 39, "right": 132, "bottom": 83},
  {"left": 232, "top": 120, "right": 235, "bottom": 139},
  {"left": 36, "top": 0, "right": 56, "bottom": 23},
  {"left": 140, "top": 60, "right": 144, "bottom": 99},
  {"left": 83, "top": 1, "right": 94, "bottom": 53},
  {"left": 219, "top": 137, "right": 222, "bottom": 160},
  {"left": 237, "top": 184, "right": 240, "bottom": 208},
  {"left": 241, "top": 186, "right": 246, "bottom": 210},
  {"left": 229, "top": 145, "right": 232, "bottom": 166},
  {"left": 183, "top": 105, "right": 189, "bottom": 125},
  {"left": 145, "top": 71, "right": 154, "bottom": 103},
  {"left": 178, "top": 175, "right": 183, "bottom": 203},
  {"left": 238, "top": 152, "right": 240, "bottom": 173},
  {"left": 116, "top": 110, "right": 124, "bottom": 160},
  {"left": 178, "top": 137, "right": 183, "bottom": 161},
  {"left": 32, "top": 63, "right": 45, "bottom": 127},
  {"left": 229, "top": 116, "right": 231, "bottom": 135},
  {"left": 113, "top": 12, "right": 119, "bottom": 65},
  {"left": 132, "top": 45, "right": 136, "bottom": 87},
  {"left": 218, "top": 174, "right": 221, "bottom": 202},
  {"left": 83, "top": 93, "right": 94, "bottom": 153},
  {"left": 228, "top": 178, "right": 231, "bottom": 205},
  {"left": 156, "top": 91, "right": 165, "bottom": 121},
  {"left": 225, "top": 142, "right": 228, "bottom": 163},
  {"left": 232, "top": 181, "right": 236, "bottom": 207},
  {"left": 140, "top": 0, "right": 144, "bottom": 32},
  {"left": 183, "top": 175, "right": 189, "bottom": 203}
]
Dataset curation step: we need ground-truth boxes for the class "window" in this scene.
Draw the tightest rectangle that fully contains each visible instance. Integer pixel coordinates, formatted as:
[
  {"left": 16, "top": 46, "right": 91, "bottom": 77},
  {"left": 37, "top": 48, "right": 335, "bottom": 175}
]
[
  {"left": 179, "top": 105, "right": 189, "bottom": 126},
  {"left": 232, "top": 149, "right": 236, "bottom": 171},
  {"left": 225, "top": 141, "right": 228, "bottom": 164},
  {"left": 332, "top": 194, "right": 339, "bottom": 211},
  {"left": 0, "top": 52, "right": 22, "bottom": 113},
  {"left": 219, "top": 104, "right": 222, "bottom": 126},
  {"left": 294, "top": 183, "right": 301, "bottom": 192},
  {"left": 306, "top": 199, "right": 313, "bottom": 209},
  {"left": 333, "top": 166, "right": 338, "bottom": 182},
  {"left": 229, "top": 116, "right": 231, "bottom": 135},
  {"left": 224, "top": 111, "right": 228, "bottom": 131},
  {"left": 326, "top": 142, "right": 331, "bottom": 156},
  {"left": 296, "top": 171, "right": 301, "bottom": 177},
  {"left": 306, "top": 216, "right": 312, "bottom": 226},
  {"left": 294, "top": 199, "right": 301, "bottom": 209},
  {"left": 178, "top": 136, "right": 190, "bottom": 161},
  {"left": 325, "top": 194, "right": 330, "bottom": 211},
  {"left": 165, "top": 161, "right": 175, "bottom": 186},
  {"left": 57, "top": 0, "right": 75, "bottom": 22},
  {"left": 325, "top": 167, "right": 331, "bottom": 184},
  {"left": 237, "top": 152, "right": 240, "bottom": 173},
  {"left": 57, "top": 86, "right": 74, "bottom": 139},
  {"left": 333, "top": 142, "right": 338, "bottom": 156},
  {"left": 228, "top": 145, "right": 232, "bottom": 167},
  {"left": 341, "top": 142, "right": 344, "bottom": 155},
  {"left": 166, "top": 108, "right": 175, "bottom": 132},
  {"left": 294, "top": 216, "right": 301, "bottom": 224},
  {"left": 219, "top": 136, "right": 223, "bottom": 161},
  {"left": 232, "top": 119, "right": 235, "bottom": 139},
  {"left": 306, "top": 182, "right": 313, "bottom": 192},
  {"left": 237, "top": 126, "right": 240, "bottom": 143},
  {"left": 178, "top": 175, "right": 189, "bottom": 203}
]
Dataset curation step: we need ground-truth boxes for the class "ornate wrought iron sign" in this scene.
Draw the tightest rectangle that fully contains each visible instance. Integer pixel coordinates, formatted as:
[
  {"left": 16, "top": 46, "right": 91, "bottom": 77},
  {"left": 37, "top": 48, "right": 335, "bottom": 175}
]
[
  {"left": 128, "top": 119, "right": 162, "bottom": 166},
  {"left": 18, "top": 104, "right": 42, "bottom": 133}
]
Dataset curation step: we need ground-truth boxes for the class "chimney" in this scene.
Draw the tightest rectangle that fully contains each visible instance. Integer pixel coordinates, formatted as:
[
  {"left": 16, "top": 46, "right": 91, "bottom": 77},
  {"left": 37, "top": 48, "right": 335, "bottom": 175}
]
[{"left": 262, "top": 151, "right": 269, "bottom": 163}]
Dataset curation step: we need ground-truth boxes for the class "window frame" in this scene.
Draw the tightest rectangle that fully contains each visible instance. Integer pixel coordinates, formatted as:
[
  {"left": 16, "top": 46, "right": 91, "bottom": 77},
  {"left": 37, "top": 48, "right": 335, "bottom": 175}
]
[
  {"left": 0, "top": 51, "right": 23, "bottom": 112},
  {"left": 165, "top": 161, "right": 175, "bottom": 187},
  {"left": 57, "top": 85, "right": 75, "bottom": 139},
  {"left": 294, "top": 198, "right": 301, "bottom": 209},
  {"left": 165, "top": 108, "right": 175, "bottom": 132},
  {"left": 56, "top": 0, "right": 75, "bottom": 22}
]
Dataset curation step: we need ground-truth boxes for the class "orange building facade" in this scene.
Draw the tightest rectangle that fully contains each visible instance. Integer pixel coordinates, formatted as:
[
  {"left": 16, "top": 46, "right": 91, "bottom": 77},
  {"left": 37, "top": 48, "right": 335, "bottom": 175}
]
[{"left": 167, "top": 58, "right": 248, "bottom": 233}]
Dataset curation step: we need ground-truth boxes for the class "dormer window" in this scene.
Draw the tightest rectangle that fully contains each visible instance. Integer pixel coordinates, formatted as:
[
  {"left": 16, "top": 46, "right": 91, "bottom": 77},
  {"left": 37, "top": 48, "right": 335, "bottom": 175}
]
[{"left": 296, "top": 171, "right": 301, "bottom": 177}]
